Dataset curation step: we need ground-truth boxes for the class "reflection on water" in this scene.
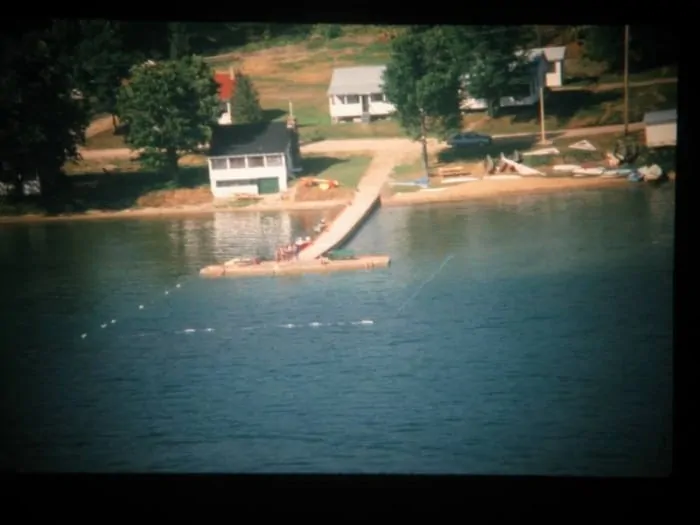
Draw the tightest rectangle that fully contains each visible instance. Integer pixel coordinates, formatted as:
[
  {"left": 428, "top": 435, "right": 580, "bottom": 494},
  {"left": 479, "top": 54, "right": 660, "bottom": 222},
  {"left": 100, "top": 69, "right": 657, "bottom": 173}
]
[{"left": 0, "top": 185, "right": 674, "bottom": 475}]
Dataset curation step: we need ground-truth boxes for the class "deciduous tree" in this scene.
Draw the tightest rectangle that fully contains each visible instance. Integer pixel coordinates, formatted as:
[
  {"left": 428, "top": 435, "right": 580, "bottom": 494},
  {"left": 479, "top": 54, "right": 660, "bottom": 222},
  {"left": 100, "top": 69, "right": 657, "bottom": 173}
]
[
  {"left": 382, "top": 26, "right": 463, "bottom": 175},
  {"left": 51, "top": 20, "right": 132, "bottom": 127},
  {"left": 230, "top": 71, "right": 264, "bottom": 124},
  {"left": 0, "top": 25, "right": 89, "bottom": 197},
  {"left": 582, "top": 26, "right": 677, "bottom": 73},
  {"left": 116, "top": 57, "right": 220, "bottom": 182},
  {"left": 450, "top": 25, "right": 536, "bottom": 118}
]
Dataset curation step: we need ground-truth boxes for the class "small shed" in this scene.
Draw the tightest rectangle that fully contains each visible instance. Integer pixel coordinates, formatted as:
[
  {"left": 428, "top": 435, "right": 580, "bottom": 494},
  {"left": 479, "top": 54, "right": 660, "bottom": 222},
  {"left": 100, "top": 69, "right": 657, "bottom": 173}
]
[
  {"left": 643, "top": 108, "right": 677, "bottom": 148},
  {"left": 207, "top": 121, "right": 301, "bottom": 198}
]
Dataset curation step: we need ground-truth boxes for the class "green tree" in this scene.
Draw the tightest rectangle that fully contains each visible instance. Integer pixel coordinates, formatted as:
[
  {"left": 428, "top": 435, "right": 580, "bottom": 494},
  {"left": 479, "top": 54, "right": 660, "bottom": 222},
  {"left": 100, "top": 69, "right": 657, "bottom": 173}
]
[
  {"left": 116, "top": 56, "right": 220, "bottom": 182},
  {"left": 231, "top": 71, "right": 264, "bottom": 124},
  {"left": 382, "top": 26, "right": 464, "bottom": 175},
  {"left": 451, "top": 25, "right": 536, "bottom": 117},
  {"left": 168, "top": 22, "right": 191, "bottom": 60},
  {"left": 0, "top": 25, "right": 89, "bottom": 197},
  {"left": 582, "top": 26, "right": 677, "bottom": 74},
  {"left": 51, "top": 20, "right": 132, "bottom": 128}
]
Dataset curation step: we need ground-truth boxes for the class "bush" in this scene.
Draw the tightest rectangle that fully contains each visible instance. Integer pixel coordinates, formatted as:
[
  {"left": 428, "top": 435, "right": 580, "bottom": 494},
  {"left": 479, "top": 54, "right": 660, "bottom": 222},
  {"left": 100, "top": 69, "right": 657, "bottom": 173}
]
[{"left": 312, "top": 24, "right": 343, "bottom": 40}]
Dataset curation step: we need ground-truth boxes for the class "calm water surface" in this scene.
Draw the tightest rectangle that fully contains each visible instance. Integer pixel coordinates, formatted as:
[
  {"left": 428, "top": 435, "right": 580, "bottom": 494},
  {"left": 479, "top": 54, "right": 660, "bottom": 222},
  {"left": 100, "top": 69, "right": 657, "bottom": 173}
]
[{"left": 0, "top": 185, "right": 674, "bottom": 475}]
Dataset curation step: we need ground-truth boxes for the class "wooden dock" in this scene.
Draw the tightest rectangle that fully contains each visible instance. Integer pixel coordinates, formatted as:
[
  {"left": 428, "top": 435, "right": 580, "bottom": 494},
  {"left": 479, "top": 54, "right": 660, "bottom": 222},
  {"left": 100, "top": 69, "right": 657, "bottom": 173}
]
[
  {"left": 298, "top": 154, "right": 397, "bottom": 261},
  {"left": 199, "top": 152, "right": 397, "bottom": 278},
  {"left": 200, "top": 255, "right": 391, "bottom": 279}
]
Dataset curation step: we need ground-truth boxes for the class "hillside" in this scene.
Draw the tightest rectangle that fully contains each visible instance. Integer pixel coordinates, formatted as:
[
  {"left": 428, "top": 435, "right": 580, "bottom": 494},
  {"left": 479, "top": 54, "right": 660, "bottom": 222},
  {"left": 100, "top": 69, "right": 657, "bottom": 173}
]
[{"left": 84, "top": 25, "right": 677, "bottom": 149}]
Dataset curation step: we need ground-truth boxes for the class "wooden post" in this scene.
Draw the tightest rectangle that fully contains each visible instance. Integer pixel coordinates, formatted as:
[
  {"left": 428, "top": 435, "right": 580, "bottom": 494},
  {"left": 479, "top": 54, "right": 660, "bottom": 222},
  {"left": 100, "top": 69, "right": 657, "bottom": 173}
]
[
  {"left": 538, "top": 86, "right": 547, "bottom": 144},
  {"left": 289, "top": 100, "right": 294, "bottom": 118},
  {"left": 419, "top": 108, "right": 429, "bottom": 176}
]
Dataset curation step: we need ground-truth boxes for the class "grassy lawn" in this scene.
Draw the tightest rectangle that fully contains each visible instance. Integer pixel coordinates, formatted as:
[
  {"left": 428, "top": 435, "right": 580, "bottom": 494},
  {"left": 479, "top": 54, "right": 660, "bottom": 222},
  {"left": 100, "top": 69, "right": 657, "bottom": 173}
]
[
  {"left": 464, "top": 82, "right": 677, "bottom": 135},
  {"left": 82, "top": 31, "right": 678, "bottom": 150},
  {"left": 298, "top": 154, "right": 372, "bottom": 188},
  {"left": 564, "top": 59, "right": 677, "bottom": 87}
]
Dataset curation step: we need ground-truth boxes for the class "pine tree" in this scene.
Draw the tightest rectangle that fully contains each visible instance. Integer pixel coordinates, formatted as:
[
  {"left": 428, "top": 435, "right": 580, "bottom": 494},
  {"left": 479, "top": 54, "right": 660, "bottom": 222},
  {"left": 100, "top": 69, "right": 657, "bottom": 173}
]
[{"left": 230, "top": 71, "right": 263, "bottom": 124}]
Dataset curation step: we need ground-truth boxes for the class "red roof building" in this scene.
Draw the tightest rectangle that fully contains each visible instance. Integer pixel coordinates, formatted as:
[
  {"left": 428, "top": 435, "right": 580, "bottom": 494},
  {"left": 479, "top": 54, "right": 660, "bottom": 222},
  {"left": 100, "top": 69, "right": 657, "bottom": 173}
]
[{"left": 214, "top": 72, "right": 235, "bottom": 101}]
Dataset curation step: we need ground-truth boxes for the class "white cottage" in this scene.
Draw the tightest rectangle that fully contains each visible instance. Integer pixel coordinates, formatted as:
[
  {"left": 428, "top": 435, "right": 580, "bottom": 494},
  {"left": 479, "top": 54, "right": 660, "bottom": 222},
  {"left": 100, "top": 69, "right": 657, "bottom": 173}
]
[
  {"left": 327, "top": 65, "right": 396, "bottom": 124},
  {"left": 643, "top": 109, "right": 677, "bottom": 148},
  {"left": 207, "top": 121, "right": 302, "bottom": 198},
  {"left": 460, "top": 46, "right": 567, "bottom": 111},
  {"left": 525, "top": 46, "right": 567, "bottom": 88}
]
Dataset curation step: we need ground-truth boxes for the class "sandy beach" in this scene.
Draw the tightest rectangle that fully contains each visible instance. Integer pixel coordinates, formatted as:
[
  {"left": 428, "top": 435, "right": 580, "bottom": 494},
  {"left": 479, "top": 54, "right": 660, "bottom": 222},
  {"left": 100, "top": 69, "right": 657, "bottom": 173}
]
[
  {"left": 382, "top": 176, "right": 636, "bottom": 207},
  {"left": 0, "top": 176, "right": 650, "bottom": 225},
  {"left": 0, "top": 198, "right": 349, "bottom": 224}
]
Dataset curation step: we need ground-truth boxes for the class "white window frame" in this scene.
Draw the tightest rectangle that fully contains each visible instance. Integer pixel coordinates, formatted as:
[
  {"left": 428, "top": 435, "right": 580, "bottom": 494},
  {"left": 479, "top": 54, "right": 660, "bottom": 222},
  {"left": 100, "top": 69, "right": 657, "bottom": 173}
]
[
  {"left": 265, "top": 154, "right": 283, "bottom": 167},
  {"left": 210, "top": 158, "right": 228, "bottom": 170},
  {"left": 246, "top": 155, "right": 265, "bottom": 168},
  {"left": 228, "top": 157, "right": 246, "bottom": 169}
]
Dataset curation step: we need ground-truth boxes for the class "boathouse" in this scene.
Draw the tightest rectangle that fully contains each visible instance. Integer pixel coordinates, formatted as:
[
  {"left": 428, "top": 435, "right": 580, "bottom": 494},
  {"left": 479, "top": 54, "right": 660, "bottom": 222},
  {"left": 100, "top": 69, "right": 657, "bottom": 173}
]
[
  {"left": 643, "top": 108, "right": 677, "bottom": 148},
  {"left": 207, "top": 120, "right": 301, "bottom": 198},
  {"left": 327, "top": 65, "right": 396, "bottom": 124}
]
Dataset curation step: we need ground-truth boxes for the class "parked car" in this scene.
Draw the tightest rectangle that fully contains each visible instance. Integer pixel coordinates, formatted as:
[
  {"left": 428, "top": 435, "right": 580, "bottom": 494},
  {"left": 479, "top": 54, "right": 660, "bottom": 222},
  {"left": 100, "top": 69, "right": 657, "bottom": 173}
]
[{"left": 446, "top": 131, "right": 493, "bottom": 147}]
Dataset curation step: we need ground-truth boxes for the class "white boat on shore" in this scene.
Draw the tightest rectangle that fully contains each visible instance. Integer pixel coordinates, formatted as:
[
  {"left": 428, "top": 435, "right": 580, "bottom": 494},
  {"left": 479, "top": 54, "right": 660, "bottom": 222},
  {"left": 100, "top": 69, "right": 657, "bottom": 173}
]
[
  {"left": 552, "top": 164, "right": 581, "bottom": 173},
  {"left": 441, "top": 176, "right": 481, "bottom": 184},
  {"left": 573, "top": 167, "right": 606, "bottom": 177}
]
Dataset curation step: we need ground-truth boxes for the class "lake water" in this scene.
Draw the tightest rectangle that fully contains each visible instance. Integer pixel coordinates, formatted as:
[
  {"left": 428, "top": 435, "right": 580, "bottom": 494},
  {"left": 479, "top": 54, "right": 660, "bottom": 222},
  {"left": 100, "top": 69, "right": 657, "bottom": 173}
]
[{"left": 0, "top": 185, "right": 674, "bottom": 475}]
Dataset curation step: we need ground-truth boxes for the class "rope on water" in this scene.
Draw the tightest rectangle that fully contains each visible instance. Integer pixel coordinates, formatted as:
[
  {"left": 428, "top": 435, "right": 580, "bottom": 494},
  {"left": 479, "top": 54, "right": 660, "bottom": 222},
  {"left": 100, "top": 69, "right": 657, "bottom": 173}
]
[{"left": 395, "top": 253, "right": 455, "bottom": 315}]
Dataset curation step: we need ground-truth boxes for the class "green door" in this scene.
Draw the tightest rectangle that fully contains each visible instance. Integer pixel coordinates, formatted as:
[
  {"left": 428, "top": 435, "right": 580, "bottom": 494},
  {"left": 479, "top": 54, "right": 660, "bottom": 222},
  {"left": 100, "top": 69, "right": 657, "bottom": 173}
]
[{"left": 257, "top": 177, "right": 280, "bottom": 194}]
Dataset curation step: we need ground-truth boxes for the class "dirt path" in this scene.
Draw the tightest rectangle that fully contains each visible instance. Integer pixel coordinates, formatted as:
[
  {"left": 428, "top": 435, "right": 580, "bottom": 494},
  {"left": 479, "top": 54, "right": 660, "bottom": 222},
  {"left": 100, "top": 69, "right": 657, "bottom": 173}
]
[
  {"left": 551, "top": 77, "right": 677, "bottom": 93},
  {"left": 85, "top": 115, "right": 114, "bottom": 139},
  {"left": 78, "top": 120, "right": 648, "bottom": 162}
]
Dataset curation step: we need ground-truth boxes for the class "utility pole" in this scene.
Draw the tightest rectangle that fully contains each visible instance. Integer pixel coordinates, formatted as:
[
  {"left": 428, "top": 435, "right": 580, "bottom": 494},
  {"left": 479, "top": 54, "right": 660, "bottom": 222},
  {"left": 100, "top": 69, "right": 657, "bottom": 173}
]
[
  {"left": 538, "top": 85, "right": 547, "bottom": 144},
  {"left": 419, "top": 108, "right": 429, "bottom": 177},
  {"left": 623, "top": 24, "right": 630, "bottom": 136}
]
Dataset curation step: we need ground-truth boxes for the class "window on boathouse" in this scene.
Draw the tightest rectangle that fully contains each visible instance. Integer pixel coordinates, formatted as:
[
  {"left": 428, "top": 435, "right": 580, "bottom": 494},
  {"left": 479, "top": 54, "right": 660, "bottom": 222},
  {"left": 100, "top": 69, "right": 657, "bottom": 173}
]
[{"left": 210, "top": 158, "right": 228, "bottom": 170}]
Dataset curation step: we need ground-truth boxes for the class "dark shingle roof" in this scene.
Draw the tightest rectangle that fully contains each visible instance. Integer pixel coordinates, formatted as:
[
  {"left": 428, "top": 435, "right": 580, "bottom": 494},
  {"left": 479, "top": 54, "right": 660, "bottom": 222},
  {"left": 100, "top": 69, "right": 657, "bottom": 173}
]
[
  {"left": 643, "top": 109, "right": 677, "bottom": 126},
  {"left": 209, "top": 122, "right": 290, "bottom": 157}
]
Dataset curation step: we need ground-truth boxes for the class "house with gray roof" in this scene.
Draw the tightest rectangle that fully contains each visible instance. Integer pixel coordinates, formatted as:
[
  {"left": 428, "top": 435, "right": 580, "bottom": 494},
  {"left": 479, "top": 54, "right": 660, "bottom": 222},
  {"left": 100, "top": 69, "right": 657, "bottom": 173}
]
[
  {"left": 461, "top": 46, "right": 567, "bottom": 111},
  {"left": 327, "top": 65, "right": 396, "bottom": 124},
  {"left": 523, "top": 46, "right": 567, "bottom": 88}
]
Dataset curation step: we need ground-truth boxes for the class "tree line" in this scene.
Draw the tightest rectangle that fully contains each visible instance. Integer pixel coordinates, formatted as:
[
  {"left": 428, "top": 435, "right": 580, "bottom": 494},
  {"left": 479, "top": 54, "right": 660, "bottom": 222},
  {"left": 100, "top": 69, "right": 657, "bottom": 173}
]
[
  {"left": 1, "top": 21, "right": 676, "bottom": 199},
  {"left": 0, "top": 20, "right": 273, "bottom": 195}
]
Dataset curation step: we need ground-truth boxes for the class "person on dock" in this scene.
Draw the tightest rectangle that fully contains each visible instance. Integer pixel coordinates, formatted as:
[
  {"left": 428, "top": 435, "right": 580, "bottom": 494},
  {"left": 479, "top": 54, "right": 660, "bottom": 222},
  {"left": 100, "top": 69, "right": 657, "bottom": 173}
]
[{"left": 313, "top": 218, "right": 327, "bottom": 234}]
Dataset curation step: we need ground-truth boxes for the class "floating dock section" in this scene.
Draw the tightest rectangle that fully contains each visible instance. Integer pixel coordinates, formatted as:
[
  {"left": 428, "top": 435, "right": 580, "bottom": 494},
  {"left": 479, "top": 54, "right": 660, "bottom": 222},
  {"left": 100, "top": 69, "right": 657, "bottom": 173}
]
[{"left": 200, "top": 255, "right": 391, "bottom": 279}]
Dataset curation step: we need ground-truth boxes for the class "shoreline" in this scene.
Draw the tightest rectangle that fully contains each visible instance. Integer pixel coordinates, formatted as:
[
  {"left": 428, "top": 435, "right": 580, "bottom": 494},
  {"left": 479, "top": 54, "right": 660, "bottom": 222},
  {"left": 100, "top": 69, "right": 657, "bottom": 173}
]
[
  {"left": 381, "top": 176, "right": 642, "bottom": 207},
  {"left": 0, "top": 199, "right": 350, "bottom": 225},
  {"left": 0, "top": 177, "right": 666, "bottom": 225}
]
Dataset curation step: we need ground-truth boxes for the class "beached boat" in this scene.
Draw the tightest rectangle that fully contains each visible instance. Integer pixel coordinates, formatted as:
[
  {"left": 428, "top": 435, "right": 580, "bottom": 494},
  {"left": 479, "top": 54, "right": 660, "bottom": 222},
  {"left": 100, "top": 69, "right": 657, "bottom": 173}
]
[
  {"left": 552, "top": 164, "right": 581, "bottom": 173},
  {"left": 572, "top": 167, "right": 606, "bottom": 177},
  {"left": 440, "top": 176, "right": 481, "bottom": 184},
  {"left": 600, "top": 168, "right": 632, "bottom": 179}
]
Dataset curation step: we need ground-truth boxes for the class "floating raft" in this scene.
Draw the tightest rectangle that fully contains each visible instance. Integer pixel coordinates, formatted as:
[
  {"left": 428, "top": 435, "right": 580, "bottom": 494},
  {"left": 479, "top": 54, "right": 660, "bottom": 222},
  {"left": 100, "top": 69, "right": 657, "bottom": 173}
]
[{"left": 200, "top": 255, "right": 391, "bottom": 279}]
